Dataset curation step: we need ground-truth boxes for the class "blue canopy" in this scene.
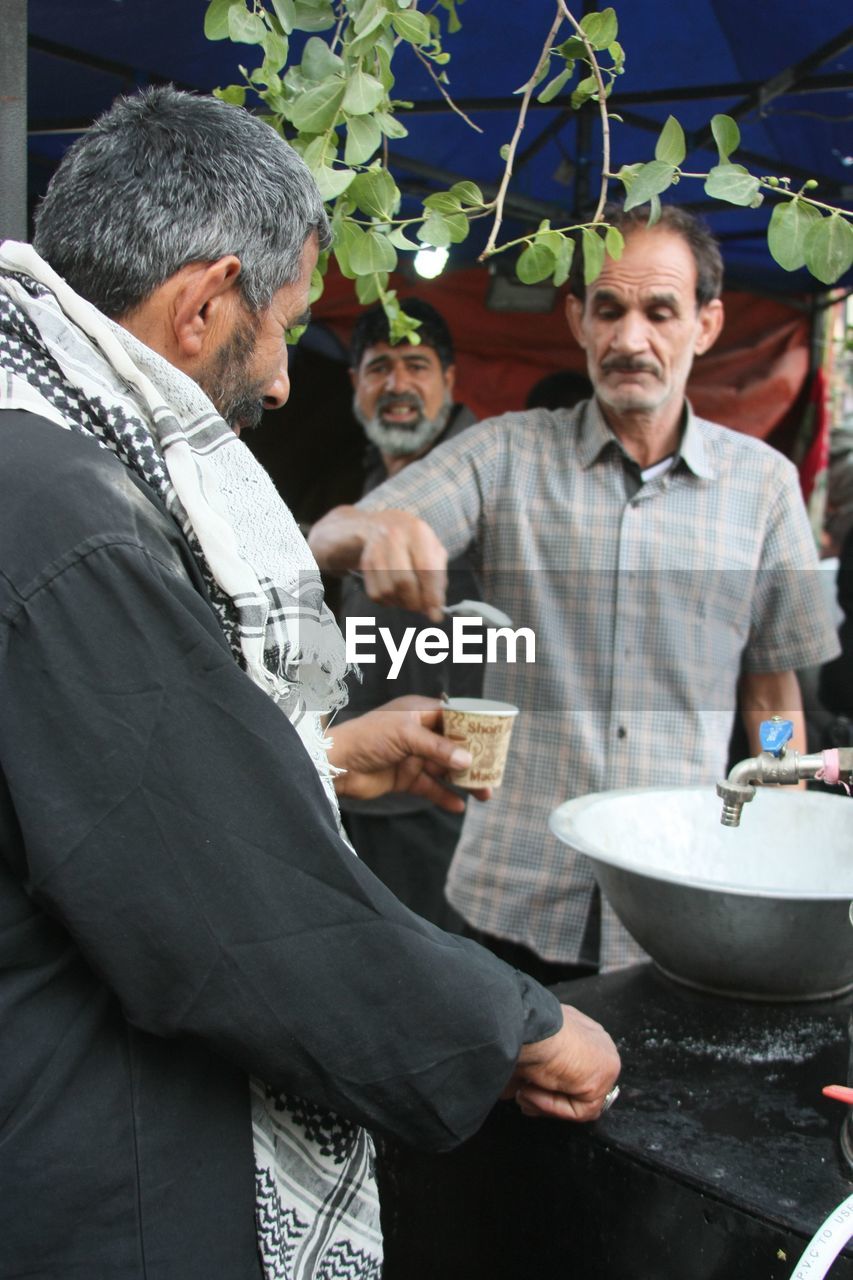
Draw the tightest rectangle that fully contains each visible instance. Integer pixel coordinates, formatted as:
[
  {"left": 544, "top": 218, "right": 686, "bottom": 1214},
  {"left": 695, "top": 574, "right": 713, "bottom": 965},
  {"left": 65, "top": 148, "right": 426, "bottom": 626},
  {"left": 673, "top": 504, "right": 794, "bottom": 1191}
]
[{"left": 26, "top": 0, "right": 853, "bottom": 293}]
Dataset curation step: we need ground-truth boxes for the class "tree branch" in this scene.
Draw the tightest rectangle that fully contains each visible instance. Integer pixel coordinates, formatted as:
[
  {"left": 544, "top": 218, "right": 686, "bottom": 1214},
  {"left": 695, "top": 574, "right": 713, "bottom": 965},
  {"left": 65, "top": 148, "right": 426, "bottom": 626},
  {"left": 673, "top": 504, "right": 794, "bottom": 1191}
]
[
  {"left": 480, "top": 2, "right": 565, "bottom": 259},
  {"left": 556, "top": 0, "right": 611, "bottom": 223},
  {"left": 411, "top": 45, "right": 484, "bottom": 134}
]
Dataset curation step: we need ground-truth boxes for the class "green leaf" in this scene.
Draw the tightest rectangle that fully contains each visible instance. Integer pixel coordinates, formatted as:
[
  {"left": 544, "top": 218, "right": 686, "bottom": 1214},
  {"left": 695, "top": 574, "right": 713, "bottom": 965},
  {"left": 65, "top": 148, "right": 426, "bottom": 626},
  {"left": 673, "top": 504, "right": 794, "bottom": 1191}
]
[
  {"left": 647, "top": 194, "right": 662, "bottom": 227},
  {"left": 342, "top": 68, "right": 386, "bottom": 115},
  {"left": 349, "top": 227, "right": 398, "bottom": 275},
  {"left": 309, "top": 261, "right": 326, "bottom": 305},
  {"left": 552, "top": 237, "right": 575, "bottom": 288},
  {"left": 388, "top": 224, "right": 422, "bottom": 250},
  {"left": 391, "top": 9, "right": 431, "bottom": 43},
  {"left": 443, "top": 212, "right": 470, "bottom": 244},
  {"left": 704, "top": 163, "right": 760, "bottom": 207},
  {"left": 288, "top": 78, "right": 346, "bottom": 132},
  {"left": 313, "top": 164, "right": 357, "bottom": 201},
  {"left": 333, "top": 221, "right": 365, "bottom": 279},
  {"left": 622, "top": 161, "right": 676, "bottom": 211},
  {"left": 516, "top": 243, "right": 556, "bottom": 285},
  {"left": 270, "top": 0, "right": 296, "bottom": 33},
  {"left": 555, "top": 36, "right": 587, "bottom": 60},
  {"left": 439, "top": 0, "right": 463, "bottom": 35},
  {"left": 529, "top": 59, "right": 552, "bottom": 92},
  {"left": 344, "top": 114, "right": 382, "bottom": 165},
  {"left": 499, "top": 143, "right": 511, "bottom": 161},
  {"left": 375, "top": 110, "right": 409, "bottom": 139},
  {"left": 301, "top": 36, "right": 344, "bottom": 82},
  {"left": 356, "top": 271, "right": 389, "bottom": 305},
  {"left": 214, "top": 83, "right": 248, "bottom": 106},
  {"left": 349, "top": 0, "right": 389, "bottom": 51},
  {"left": 604, "top": 225, "right": 625, "bottom": 261},
  {"left": 374, "top": 44, "right": 396, "bottom": 92},
  {"left": 301, "top": 133, "right": 337, "bottom": 170},
  {"left": 204, "top": 0, "right": 237, "bottom": 41},
  {"left": 581, "top": 228, "right": 605, "bottom": 285},
  {"left": 580, "top": 7, "right": 618, "bottom": 50},
  {"left": 654, "top": 116, "right": 686, "bottom": 168},
  {"left": 350, "top": 168, "right": 400, "bottom": 219},
  {"left": 291, "top": 0, "right": 336, "bottom": 31},
  {"left": 767, "top": 199, "right": 823, "bottom": 272},
  {"left": 258, "top": 83, "right": 290, "bottom": 114},
  {"left": 616, "top": 162, "right": 642, "bottom": 192},
  {"left": 609, "top": 40, "right": 625, "bottom": 72},
  {"left": 423, "top": 191, "right": 462, "bottom": 215},
  {"left": 227, "top": 6, "right": 266, "bottom": 43},
  {"left": 803, "top": 213, "right": 853, "bottom": 285},
  {"left": 354, "top": 0, "right": 388, "bottom": 36},
  {"left": 388, "top": 297, "right": 424, "bottom": 344},
  {"left": 285, "top": 323, "right": 307, "bottom": 346},
  {"left": 710, "top": 114, "right": 740, "bottom": 164},
  {"left": 262, "top": 30, "right": 289, "bottom": 72},
  {"left": 450, "top": 180, "right": 484, "bottom": 208},
  {"left": 534, "top": 229, "right": 566, "bottom": 256},
  {"left": 537, "top": 66, "right": 573, "bottom": 105},
  {"left": 418, "top": 213, "right": 453, "bottom": 248},
  {"left": 571, "top": 74, "right": 599, "bottom": 109}
]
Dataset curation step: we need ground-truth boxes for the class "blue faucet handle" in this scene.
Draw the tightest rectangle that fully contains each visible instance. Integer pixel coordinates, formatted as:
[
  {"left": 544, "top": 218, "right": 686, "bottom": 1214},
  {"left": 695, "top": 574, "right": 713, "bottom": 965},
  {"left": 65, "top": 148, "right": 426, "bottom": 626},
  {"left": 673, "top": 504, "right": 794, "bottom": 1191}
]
[{"left": 759, "top": 718, "right": 794, "bottom": 756}]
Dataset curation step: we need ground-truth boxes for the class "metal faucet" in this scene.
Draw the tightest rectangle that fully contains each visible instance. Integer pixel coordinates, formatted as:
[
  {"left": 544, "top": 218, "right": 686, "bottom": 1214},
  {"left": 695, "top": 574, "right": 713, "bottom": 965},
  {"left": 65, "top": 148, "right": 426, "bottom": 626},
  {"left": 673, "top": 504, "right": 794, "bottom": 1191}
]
[{"left": 716, "top": 717, "right": 853, "bottom": 826}]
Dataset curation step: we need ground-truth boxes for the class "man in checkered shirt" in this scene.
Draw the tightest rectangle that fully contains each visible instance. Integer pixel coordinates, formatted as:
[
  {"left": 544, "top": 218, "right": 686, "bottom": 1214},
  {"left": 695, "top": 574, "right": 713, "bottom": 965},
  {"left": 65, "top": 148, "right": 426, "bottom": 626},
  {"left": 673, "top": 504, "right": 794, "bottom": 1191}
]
[{"left": 311, "top": 204, "right": 839, "bottom": 984}]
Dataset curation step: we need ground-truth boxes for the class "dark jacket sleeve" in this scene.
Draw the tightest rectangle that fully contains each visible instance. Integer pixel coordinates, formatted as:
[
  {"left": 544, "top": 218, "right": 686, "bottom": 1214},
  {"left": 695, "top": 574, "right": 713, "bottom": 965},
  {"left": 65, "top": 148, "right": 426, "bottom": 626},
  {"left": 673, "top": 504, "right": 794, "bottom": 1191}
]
[{"left": 0, "top": 532, "right": 560, "bottom": 1153}]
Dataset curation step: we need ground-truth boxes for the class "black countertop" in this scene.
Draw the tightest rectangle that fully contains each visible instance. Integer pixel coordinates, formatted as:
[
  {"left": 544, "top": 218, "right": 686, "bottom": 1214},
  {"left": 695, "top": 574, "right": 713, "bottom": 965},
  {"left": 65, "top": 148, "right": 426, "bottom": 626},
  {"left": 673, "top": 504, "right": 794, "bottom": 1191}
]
[
  {"left": 559, "top": 963, "right": 853, "bottom": 1237},
  {"left": 379, "top": 963, "right": 853, "bottom": 1280}
]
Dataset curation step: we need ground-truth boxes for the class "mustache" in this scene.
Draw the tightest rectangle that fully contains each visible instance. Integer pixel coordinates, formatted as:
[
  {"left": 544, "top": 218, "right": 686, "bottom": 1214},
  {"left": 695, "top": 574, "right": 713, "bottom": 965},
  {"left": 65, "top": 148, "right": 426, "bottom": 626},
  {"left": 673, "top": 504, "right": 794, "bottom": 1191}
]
[
  {"left": 377, "top": 391, "right": 424, "bottom": 413},
  {"left": 601, "top": 357, "right": 661, "bottom": 377}
]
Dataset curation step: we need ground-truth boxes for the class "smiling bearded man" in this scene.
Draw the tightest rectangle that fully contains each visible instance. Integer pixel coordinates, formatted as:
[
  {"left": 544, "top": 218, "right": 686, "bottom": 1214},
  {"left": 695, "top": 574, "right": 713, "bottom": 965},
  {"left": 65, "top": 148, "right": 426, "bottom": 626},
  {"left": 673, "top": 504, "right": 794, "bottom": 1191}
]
[{"left": 336, "top": 298, "right": 483, "bottom": 933}]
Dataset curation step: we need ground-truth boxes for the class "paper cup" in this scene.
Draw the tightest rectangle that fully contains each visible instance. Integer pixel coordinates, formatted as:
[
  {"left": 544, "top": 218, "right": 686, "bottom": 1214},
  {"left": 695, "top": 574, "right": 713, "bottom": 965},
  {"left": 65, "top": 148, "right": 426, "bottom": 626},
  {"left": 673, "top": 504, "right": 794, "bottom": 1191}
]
[{"left": 442, "top": 697, "right": 519, "bottom": 789}]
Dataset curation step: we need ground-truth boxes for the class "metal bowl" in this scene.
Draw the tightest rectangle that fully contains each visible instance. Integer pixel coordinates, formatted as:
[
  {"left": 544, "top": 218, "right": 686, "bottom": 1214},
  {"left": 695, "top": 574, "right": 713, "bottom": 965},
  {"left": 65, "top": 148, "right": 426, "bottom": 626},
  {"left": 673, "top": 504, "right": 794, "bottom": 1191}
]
[{"left": 549, "top": 786, "right": 853, "bottom": 1001}]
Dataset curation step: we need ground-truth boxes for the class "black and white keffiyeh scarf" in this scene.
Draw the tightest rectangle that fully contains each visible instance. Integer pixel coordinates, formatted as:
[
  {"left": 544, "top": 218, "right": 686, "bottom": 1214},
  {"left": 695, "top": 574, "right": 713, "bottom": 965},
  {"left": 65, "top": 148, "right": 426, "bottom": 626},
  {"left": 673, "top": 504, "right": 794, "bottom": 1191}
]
[{"left": 0, "top": 241, "right": 382, "bottom": 1280}]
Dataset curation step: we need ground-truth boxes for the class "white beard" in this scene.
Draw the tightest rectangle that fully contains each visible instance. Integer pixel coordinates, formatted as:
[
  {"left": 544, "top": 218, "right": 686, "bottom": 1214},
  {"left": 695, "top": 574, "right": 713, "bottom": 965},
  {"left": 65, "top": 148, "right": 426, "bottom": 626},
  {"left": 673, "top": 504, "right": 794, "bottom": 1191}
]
[{"left": 355, "top": 389, "right": 453, "bottom": 459}]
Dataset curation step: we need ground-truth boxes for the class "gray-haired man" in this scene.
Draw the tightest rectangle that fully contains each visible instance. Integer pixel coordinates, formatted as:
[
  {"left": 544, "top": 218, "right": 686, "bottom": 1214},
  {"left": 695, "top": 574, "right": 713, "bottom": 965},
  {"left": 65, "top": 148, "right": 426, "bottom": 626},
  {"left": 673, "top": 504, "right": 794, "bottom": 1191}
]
[
  {"left": 0, "top": 87, "right": 618, "bottom": 1280},
  {"left": 310, "top": 204, "right": 840, "bottom": 988}
]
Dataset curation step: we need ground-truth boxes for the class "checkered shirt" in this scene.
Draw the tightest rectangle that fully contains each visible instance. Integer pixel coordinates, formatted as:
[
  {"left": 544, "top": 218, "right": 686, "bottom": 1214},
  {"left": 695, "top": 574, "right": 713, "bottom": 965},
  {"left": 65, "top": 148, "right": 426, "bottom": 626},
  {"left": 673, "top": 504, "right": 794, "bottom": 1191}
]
[{"left": 359, "top": 399, "right": 840, "bottom": 968}]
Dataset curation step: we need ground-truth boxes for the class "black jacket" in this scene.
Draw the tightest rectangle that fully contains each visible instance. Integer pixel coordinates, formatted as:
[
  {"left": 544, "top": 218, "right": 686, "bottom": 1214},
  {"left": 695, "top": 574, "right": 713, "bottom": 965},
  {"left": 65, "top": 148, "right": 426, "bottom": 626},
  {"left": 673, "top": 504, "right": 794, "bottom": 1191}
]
[{"left": 0, "top": 410, "right": 560, "bottom": 1279}]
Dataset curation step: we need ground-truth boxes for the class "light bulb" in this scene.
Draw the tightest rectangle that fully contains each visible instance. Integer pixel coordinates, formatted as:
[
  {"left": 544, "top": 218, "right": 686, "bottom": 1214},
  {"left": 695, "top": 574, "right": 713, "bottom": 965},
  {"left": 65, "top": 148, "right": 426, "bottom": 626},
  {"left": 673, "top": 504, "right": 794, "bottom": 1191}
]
[{"left": 413, "top": 245, "right": 449, "bottom": 279}]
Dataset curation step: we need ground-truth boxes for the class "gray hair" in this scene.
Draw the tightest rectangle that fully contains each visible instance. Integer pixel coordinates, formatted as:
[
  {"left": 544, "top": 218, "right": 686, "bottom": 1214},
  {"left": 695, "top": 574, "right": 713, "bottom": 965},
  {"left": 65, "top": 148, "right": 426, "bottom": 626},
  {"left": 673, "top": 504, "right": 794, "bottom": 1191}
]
[
  {"left": 569, "top": 203, "right": 724, "bottom": 308},
  {"left": 33, "top": 85, "right": 331, "bottom": 318}
]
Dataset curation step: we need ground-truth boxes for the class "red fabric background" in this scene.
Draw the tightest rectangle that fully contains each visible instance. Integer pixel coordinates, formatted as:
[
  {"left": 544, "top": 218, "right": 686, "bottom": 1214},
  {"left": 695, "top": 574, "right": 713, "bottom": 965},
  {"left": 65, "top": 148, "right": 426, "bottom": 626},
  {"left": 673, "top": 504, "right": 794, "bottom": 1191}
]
[{"left": 313, "top": 264, "right": 811, "bottom": 441}]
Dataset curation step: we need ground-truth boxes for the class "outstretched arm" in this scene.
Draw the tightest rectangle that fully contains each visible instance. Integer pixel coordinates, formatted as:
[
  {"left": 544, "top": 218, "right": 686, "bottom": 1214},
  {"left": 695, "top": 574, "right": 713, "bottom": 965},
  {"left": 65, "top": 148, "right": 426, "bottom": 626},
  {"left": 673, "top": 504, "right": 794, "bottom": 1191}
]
[{"left": 309, "top": 504, "right": 450, "bottom": 622}]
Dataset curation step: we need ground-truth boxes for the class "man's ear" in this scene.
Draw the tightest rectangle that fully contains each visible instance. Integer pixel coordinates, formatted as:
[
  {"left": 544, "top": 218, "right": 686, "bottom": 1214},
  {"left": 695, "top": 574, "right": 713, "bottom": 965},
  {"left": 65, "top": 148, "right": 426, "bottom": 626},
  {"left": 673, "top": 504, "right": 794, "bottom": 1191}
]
[
  {"left": 443, "top": 362, "right": 457, "bottom": 396},
  {"left": 694, "top": 298, "right": 724, "bottom": 356},
  {"left": 564, "top": 294, "right": 587, "bottom": 349},
  {"left": 171, "top": 256, "right": 243, "bottom": 360}
]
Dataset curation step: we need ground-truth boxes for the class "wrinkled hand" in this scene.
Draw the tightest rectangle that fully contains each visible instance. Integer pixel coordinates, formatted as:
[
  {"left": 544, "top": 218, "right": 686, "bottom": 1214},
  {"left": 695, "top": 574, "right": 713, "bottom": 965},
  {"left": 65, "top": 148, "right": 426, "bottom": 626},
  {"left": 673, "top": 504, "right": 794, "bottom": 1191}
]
[
  {"left": 502, "top": 1004, "right": 621, "bottom": 1123},
  {"left": 327, "top": 696, "right": 491, "bottom": 812},
  {"left": 309, "top": 505, "right": 449, "bottom": 622}
]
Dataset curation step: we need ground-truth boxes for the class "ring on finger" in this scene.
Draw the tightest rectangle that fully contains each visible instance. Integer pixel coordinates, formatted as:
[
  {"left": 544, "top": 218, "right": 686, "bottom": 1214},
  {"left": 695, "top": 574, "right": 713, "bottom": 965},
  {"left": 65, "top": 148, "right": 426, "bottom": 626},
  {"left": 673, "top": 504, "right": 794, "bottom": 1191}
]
[{"left": 600, "top": 1084, "right": 620, "bottom": 1114}]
